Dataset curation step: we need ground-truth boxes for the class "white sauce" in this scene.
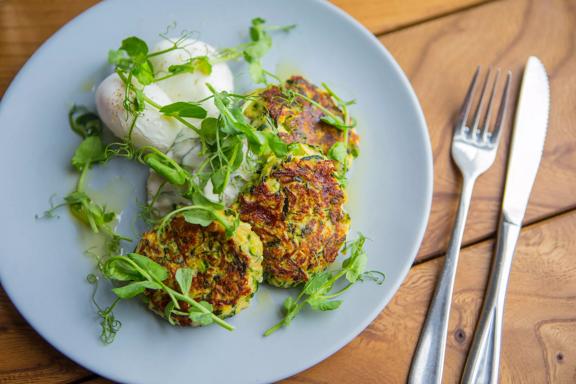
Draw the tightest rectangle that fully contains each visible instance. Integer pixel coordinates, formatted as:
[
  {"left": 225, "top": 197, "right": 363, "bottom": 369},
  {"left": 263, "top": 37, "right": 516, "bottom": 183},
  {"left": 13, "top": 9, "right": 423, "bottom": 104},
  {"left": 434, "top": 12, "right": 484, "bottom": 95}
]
[{"left": 95, "top": 73, "right": 184, "bottom": 152}]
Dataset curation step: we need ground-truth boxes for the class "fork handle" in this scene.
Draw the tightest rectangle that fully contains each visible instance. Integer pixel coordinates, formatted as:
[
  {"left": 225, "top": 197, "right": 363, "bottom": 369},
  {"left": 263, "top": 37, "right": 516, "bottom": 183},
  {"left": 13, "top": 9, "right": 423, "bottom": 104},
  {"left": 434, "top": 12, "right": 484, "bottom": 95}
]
[
  {"left": 408, "top": 175, "right": 477, "bottom": 384},
  {"left": 461, "top": 218, "right": 521, "bottom": 384}
]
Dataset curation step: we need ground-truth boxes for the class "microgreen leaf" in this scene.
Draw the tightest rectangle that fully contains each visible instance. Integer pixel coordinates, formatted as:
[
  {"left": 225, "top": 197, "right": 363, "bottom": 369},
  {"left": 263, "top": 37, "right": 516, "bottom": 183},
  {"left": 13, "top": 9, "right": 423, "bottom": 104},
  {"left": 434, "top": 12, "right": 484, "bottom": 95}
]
[
  {"left": 342, "top": 234, "right": 367, "bottom": 283},
  {"left": 132, "top": 60, "right": 155, "bottom": 85},
  {"left": 215, "top": 18, "right": 295, "bottom": 84},
  {"left": 320, "top": 115, "right": 348, "bottom": 131},
  {"left": 159, "top": 102, "right": 208, "bottom": 119},
  {"left": 126, "top": 253, "right": 169, "bottom": 282},
  {"left": 65, "top": 191, "right": 115, "bottom": 233},
  {"left": 283, "top": 296, "right": 297, "bottom": 314},
  {"left": 120, "top": 36, "right": 149, "bottom": 63},
  {"left": 210, "top": 168, "right": 228, "bottom": 195},
  {"left": 175, "top": 268, "right": 195, "bottom": 295},
  {"left": 308, "top": 299, "right": 342, "bottom": 311},
  {"left": 188, "top": 301, "right": 214, "bottom": 325},
  {"left": 103, "top": 257, "right": 143, "bottom": 282},
  {"left": 72, "top": 136, "right": 106, "bottom": 171},
  {"left": 168, "top": 56, "right": 212, "bottom": 76},
  {"left": 200, "top": 117, "right": 219, "bottom": 145},
  {"left": 112, "top": 280, "right": 161, "bottom": 299},
  {"left": 303, "top": 271, "right": 331, "bottom": 295},
  {"left": 263, "top": 131, "right": 289, "bottom": 157},
  {"left": 164, "top": 302, "right": 177, "bottom": 325},
  {"left": 190, "top": 189, "right": 225, "bottom": 210},
  {"left": 182, "top": 208, "right": 216, "bottom": 227},
  {"left": 327, "top": 142, "right": 347, "bottom": 164}
]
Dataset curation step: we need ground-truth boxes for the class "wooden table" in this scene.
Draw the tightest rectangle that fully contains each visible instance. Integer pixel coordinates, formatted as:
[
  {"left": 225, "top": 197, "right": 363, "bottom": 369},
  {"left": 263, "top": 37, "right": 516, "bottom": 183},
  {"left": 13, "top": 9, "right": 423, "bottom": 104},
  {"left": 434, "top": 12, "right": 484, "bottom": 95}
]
[{"left": 1, "top": 0, "right": 575, "bottom": 382}]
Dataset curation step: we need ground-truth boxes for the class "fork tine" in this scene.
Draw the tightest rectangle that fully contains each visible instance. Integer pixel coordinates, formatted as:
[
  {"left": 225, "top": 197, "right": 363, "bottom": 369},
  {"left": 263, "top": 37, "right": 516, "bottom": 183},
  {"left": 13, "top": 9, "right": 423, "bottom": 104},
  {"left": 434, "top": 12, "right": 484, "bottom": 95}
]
[
  {"left": 470, "top": 68, "right": 492, "bottom": 137},
  {"left": 480, "top": 69, "right": 501, "bottom": 142},
  {"left": 455, "top": 66, "right": 480, "bottom": 134},
  {"left": 490, "top": 71, "right": 512, "bottom": 143}
]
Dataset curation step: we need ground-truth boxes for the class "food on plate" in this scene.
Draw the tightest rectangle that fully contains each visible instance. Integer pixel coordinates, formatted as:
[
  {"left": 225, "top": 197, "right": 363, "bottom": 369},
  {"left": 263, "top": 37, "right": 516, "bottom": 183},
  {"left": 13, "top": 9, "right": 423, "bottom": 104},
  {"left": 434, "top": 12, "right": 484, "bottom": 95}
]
[
  {"left": 148, "top": 39, "right": 234, "bottom": 117},
  {"left": 135, "top": 215, "right": 263, "bottom": 325},
  {"left": 96, "top": 38, "right": 234, "bottom": 151},
  {"left": 42, "top": 17, "right": 383, "bottom": 344},
  {"left": 245, "top": 75, "right": 360, "bottom": 160},
  {"left": 237, "top": 145, "right": 350, "bottom": 287},
  {"left": 96, "top": 74, "right": 184, "bottom": 151}
]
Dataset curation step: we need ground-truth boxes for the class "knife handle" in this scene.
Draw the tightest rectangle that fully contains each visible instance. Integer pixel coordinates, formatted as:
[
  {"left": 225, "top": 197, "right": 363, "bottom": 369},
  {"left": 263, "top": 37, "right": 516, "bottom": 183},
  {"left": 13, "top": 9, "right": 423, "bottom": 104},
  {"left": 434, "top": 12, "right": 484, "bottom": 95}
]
[{"left": 461, "top": 217, "right": 521, "bottom": 384}]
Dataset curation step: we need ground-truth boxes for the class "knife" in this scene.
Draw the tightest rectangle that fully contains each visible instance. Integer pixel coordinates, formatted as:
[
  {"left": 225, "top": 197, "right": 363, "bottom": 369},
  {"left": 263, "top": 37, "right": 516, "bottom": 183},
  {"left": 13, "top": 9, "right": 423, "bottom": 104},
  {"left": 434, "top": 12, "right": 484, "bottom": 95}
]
[{"left": 461, "top": 56, "right": 550, "bottom": 384}]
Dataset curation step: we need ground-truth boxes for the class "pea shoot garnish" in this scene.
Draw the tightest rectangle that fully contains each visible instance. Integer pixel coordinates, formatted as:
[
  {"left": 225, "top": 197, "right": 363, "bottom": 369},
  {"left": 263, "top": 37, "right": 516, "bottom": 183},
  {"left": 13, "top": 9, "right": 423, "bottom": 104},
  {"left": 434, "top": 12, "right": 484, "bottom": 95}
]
[
  {"left": 264, "top": 234, "right": 385, "bottom": 336},
  {"left": 39, "top": 105, "right": 131, "bottom": 254},
  {"left": 102, "top": 253, "right": 234, "bottom": 331}
]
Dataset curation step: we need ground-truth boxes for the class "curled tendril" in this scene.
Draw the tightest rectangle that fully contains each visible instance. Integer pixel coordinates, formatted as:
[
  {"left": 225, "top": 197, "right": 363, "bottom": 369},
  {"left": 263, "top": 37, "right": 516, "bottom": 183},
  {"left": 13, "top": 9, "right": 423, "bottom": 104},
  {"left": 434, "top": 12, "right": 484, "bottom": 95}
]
[
  {"left": 105, "top": 142, "right": 136, "bottom": 160},
  {"left": 87, "top": 273, "right": 122, "bottom": 344}
]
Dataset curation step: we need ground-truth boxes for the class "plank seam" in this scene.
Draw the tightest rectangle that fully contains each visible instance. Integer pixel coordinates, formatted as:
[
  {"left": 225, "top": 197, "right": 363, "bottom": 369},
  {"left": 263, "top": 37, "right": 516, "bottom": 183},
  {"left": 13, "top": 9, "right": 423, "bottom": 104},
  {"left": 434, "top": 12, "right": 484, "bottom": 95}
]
[
  {"left": 373, "top": 0, "right": 500, "bottom": 37},
  {"left": 414, "top": 203, "right": 576, "bottom": 266}
]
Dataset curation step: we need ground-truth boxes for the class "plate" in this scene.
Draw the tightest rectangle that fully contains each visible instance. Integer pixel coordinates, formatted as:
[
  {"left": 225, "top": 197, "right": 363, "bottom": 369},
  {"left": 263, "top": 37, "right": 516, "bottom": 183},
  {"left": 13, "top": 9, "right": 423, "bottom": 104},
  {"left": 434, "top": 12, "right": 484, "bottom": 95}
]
[{"left": 0, "top": 0, "right": 432, "bottom": 383}]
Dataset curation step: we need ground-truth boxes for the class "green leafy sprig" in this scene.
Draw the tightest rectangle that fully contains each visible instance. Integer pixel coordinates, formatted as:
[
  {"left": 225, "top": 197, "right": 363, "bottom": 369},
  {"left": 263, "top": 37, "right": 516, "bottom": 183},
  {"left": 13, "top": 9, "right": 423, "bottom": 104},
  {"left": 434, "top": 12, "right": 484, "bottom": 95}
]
[
  {"left": 39, "top": 106, "right": 131, "bottom": 254},
  {"left": 87, "top": 273, "right": 122, "bottom": 344},
  {"left": 102, "top": 253, "right": 234, "bottom": 331},
  {"left": 217, "top": 18, "right": 296, "bottom": 84},
  {"left": 263, "top": 234, "right": 385, "bottom": 336}
]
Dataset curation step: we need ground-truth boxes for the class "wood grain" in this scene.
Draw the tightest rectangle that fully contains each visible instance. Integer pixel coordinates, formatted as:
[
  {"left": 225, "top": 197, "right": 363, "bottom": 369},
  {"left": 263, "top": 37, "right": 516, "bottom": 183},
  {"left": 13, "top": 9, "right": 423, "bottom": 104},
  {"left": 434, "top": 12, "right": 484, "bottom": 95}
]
[
  {"left": 0, "top": 291, "right": 90, "bottom": 383},
  {"left": 332, "top": 0, "right": 491, "bottom": 35},
  {"left": 380, "top": 0, "right": 576, "bottom": 261},
  {"left": 0, "top": 0, "right": 493, "bottom": 99},
  {"left": 0, "top": 0, "right": 99, "bottom": 98},
  {"left": 1, "top": 0, "right": 575, "bottom": 383}
]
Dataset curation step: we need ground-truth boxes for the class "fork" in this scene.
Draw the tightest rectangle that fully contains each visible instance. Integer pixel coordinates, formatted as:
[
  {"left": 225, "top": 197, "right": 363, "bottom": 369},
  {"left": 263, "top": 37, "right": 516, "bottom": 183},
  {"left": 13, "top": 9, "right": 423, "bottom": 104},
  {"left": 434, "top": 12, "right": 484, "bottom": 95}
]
[{"left": 408, "top": 67, "right": 512, "bottom": 384}]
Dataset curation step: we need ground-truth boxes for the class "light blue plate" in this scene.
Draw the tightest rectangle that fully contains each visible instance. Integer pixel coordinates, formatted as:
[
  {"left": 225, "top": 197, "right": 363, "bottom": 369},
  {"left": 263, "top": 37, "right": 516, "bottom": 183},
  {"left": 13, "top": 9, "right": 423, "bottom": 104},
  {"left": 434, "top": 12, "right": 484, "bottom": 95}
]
[{"left": 0, "top": 0, "right": 432, "bottom": 383}]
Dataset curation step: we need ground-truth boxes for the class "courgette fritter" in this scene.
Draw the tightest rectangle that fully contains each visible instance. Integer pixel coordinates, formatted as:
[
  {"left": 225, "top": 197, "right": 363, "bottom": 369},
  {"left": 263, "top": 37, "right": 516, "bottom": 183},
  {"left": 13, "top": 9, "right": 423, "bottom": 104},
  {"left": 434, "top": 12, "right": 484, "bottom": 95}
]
[
  {"left": 245, "top": 76, "right": 359, "bottom": 157},
  {"left": 237, "top": 146, "right": 350, "bottom": 287},
  {"left": 135, "top": 216, "right": 263, "bottom": 326}
]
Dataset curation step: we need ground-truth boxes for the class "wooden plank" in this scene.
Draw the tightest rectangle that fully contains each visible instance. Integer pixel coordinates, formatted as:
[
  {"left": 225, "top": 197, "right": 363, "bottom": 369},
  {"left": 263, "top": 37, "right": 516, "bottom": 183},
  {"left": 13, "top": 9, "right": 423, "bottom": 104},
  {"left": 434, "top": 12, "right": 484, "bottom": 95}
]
[
  {"left": 332, "top": 0, "right": 490, "bottom": 35},
  {"left": 379, "top": 0, "right": 576, "bottom": 261},
  {"left": 1, "top": 0, "right": 575, "bottom": 382},
  {"left": 280, "top": 210, "right": 576, "bottom": 383},
  {"left": 0, "top": 290, "right": 90, "bottom": 383},
  {"left": 0, "top": 0, "right": 100, "bottom": 97},
  {"left": 0, "top": 0, "right": 492, "bottom": 98}
]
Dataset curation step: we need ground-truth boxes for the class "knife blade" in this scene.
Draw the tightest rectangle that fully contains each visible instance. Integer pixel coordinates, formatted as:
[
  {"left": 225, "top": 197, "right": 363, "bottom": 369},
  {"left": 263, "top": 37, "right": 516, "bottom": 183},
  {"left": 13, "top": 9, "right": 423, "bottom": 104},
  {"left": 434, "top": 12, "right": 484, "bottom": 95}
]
[
  {"left": 502, "top": 56, "right": 550, "bottom": 225},
  {"left": 461, "top": 56, "right": 550, "bottom": 384}
]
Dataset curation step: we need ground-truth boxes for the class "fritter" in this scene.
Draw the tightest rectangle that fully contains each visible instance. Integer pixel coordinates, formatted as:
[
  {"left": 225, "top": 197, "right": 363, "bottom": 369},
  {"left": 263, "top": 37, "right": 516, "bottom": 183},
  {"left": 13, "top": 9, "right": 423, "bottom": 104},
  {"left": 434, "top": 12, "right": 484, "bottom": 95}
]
[
  {"left": 245, "top": 76, "right": 359, "bottom": 157},
  {"left": 237, "top": 146, "right": 350, "bottom": 287},
  {"left": 135, "top": 216, "right": 263, "bottom": 326}
]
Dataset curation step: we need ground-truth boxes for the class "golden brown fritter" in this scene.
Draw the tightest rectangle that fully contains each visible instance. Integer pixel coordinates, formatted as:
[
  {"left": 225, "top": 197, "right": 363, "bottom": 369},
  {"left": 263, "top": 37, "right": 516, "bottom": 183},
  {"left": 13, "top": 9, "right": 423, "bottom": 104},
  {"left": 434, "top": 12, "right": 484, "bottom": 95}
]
[
  {"left": 135, "top": 216, "right": 263, "bottom": 326},
  {"left": 246, "top": 76, "right": 359, "bottom": 157},
  {"left": 237, "top": 149, "right": 350, "bottom": 287}
]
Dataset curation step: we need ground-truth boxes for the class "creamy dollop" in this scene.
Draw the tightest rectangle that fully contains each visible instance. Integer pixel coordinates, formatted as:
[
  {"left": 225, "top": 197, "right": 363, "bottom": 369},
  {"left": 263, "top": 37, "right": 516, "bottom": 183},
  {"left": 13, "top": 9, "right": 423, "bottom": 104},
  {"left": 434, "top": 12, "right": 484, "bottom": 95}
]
[
  {"left": 95, "top": 73, "right": 184, "bottom": 152},
  {"left": 95, "top": 38, "right": 253, "bottom": 215},
  {"left": 149, "top": 39, "right": 234, "bottom": 117},
  {"left": 95, "top": 39, "right": 234, "bottom": 151}
]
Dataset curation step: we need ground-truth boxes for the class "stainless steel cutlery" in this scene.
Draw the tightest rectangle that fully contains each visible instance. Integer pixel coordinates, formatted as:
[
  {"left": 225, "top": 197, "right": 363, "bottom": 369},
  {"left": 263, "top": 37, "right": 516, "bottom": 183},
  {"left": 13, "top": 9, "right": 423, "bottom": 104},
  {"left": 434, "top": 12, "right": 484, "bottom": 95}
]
[
  {"left": 461, "top": 56, "right": 550, "bottom": 384},
  {"left": 409, "top": 67, "right": 511, "bottom": 384},
  {"left": 409, "top": 56, "right": 549, "bottom": 384}
]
